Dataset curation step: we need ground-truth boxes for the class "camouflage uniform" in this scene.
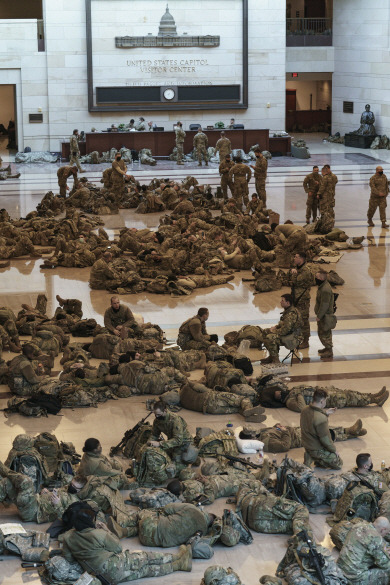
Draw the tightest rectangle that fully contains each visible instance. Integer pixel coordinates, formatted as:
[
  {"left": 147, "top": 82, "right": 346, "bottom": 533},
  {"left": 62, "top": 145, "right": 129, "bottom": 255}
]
[
  {"left": 263, "top": 306, "right": 303, "bottom": 360},
  {"left": 337, "top": 521, "right": 390, "bottom": 585},
  {"left": 180, "top": 468, "right": 256, "bottom": 504},
  {"left": 219, "top": 160, "right": 234, "bottom": 200},
  {"left": 175, "top": 127, "right": 186, "bottom": 164},
  {"left": 303, "top": 171, "right": 322, "bottom": 223},
  {"left": 105, "top": 360, "right": 186, "bottom": 396},
  {"left": 102, "top": 167, "right": 113, "bottom": 189},
  {"left": 137, "top": 502, "right": 210, "bottom": 547},
  {"left": 368, "top": 172, "right": 389, "bottom": 223},
  {"left": 284, "top": 385, "right": 374, "bottom": 413},
  {"left": 177, "top": 315, "right": 211, "bottom": 351},
  {"left": 7, "top": 354, "right": 44, "bottom": 396},
  {"left": 62, "top": 527, "right": 190, "bottom": 584},
  {"left": 89, "top": 258, "right": 121, "bottom": 290},
  {"left": 236, "top": 481, "right": 310, "bottom": 535},
  {"left": 228, "top": 163, "right": 252, "bottom": 208},
  {"left": 111, "top": 159, "right": 127, "bottom": 197},
  {"left": 215, "top": 137, "right": 231, "bottom": 161},
  {"left": 69, "top": 134, "right": 82, "bottom": 171},
  {"left": 57, "top": 166, "right": 77, "bottom": 198},
  {"left": 259, "top": 424, "right": 361, "bottom": 453},
  {"left": 103, "top": 304, "right": 140, "bottom": 336},
  {"left": 78, "top": 452, "right": 130, "bottom": 489},
  {"left": 318, "top": 172, "right": 337, "bottom": 220},
  {"left": 151, "top": 410, "right": 193, "bottom": 466},
  {"left": 193, "top": 131, "right": 209, "bottom": 166},
  {"left": 289, "top": 263, "right": 314, "bottom": 345},
  {"left": 179, "top": 381, "right": 256, "bottom": 417},
  {"left": 300, "top": 404, "right": 342, "bottom": 469},
  {"left": 253, "top": 156, "right": 268, "bottom": 205},
  {"left": 315, "top": 279, "right": 336, "bottom": 351}
]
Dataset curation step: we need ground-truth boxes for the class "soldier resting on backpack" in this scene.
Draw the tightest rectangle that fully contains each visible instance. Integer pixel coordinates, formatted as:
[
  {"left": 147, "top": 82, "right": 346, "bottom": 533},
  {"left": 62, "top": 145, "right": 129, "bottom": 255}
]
[
  {"left": 105, "top": 357, "right": 187, "bottom": 396},
  {"left": 78, "top": 438, "right": 132, "bottom": 489},
  {"left": 7, "top": 344, "right": 48, "bottom": 396}
]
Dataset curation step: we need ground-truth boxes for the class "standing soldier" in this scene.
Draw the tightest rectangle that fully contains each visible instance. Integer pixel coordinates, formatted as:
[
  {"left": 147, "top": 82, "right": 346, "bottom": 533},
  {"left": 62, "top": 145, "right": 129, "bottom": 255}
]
[
  {"left": 69, "top": 129, "right": 84, "bottom": 172},
  {"left": 215, "top": 131, "right": 231, "bottom": 161},
  {"left": 228, "top": 156, "right": 252, "bottom": 208},
  {"left": 303, "top": 165, "right": 322, "bottom": 224},
  {"left": 193, "top": 130, "right": 208, "bottom": 167},
  {"left": 289, "top": 252, "right": 314, "bottom": 349},
  {"left": 111, "top": 151, "right": 128, "bottom": 199},
  {"left": 250, "top": 149, "right": 268, "bottom": 205},
  {"left": 57, "top": 165, "right": 78, "bottom": 198},
  {"left": 175, "top": 122, "right": 186, "bottom": 166},
  {"left": 315, "top": 269, "right": 336, "bottom": 360},
  {"left": 367, "top": 165, "right": 389, "bottom": 228},
  {"left": 318, "top": 164, "right": 337, "bottom": 221},
  {"left": 219, "top": 154, "right": 234, "bottom": 200}
]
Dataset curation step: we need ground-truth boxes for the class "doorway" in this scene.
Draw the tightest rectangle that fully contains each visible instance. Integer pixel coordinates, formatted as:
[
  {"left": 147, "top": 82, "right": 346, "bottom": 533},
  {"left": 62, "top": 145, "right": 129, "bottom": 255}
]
[{"left": 0, "top": 85, "right": 17, "bottom": 154}]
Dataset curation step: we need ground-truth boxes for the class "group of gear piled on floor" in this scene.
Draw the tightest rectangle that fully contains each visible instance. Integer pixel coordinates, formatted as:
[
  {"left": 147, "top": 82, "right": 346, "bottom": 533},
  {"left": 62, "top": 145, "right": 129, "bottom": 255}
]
[{"left": 0, "top": 289, "right": 389, "bottom": 584}]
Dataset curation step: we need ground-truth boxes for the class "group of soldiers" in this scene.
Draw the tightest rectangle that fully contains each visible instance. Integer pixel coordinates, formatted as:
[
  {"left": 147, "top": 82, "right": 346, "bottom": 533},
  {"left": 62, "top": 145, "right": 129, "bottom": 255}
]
[
  {"left": 0, "top": 373, "right": 389, "bottom": 585},
  {"left": 1, "top": 131, "right": 387, "bottom": 585}
]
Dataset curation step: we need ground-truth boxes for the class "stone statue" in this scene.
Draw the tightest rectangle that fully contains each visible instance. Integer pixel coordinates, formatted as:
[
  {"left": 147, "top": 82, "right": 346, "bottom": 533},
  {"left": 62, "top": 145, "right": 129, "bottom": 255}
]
[{"left": 353, "top": 104, "right": 376, "bottom": 136}]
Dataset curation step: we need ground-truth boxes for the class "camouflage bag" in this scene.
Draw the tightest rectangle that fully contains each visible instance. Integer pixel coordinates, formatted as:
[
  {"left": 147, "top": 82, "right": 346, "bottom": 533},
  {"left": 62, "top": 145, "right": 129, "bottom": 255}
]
[
  {"left": 123, "top": 422, "right": 153, "bottom": 459},
  {"left": 220, "top": 509, "right": 253, "bottom": 546},
  {"left": 202, "top": 566, "right": 242, "bottom": 585},
  {"left": 129, "top": 487, "right": 179, "bottom": 509},
  {"left": 329, "top": 517, "right": 365, "bottom": 550},
  {"left": 197, "top": 430, "right": 239, "bottom": 457},
  {"left": 3, "top": 530, "right": 50, "bottom": 561},
  {"left": 136, "top": 445, "right": 176, "bottom": 487},
  {"left": 88, "top": 334, "right": 119, "bottom": 359},
  {"left": 31, "top": 330, "right": 61, "bottom": 357},
  {"left": 6, "top": 434, "right": 49, "bottom": 492},
  {"left": 332, "top": 483, "right": 378, "bottom": 523},
  {"left": 69, "top": 319, "right": 99, "bottom": 337},
  {"left": 34, "top": 432, "right": 64, "bottom": 474},
  {"left": 38, "top": 556, "right": 101, "bottom": 585}
]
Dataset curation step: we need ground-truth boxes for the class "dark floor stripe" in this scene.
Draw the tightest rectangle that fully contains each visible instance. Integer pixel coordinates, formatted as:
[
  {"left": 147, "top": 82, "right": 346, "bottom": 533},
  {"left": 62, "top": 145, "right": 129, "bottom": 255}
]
[
  {"left": 296, "top": 353, "right": 390, "bottom": 362},
  {"left": 0, "top": 391, "right": 11, "bottom": 399},
  {"left": 289, "top": 371, "right": 390, "bottom": 382}
]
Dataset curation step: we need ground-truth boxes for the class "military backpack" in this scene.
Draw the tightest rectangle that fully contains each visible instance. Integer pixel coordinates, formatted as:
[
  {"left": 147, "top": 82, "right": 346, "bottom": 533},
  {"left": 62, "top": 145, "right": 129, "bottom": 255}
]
[{"left": 332, "top": 482, "right": 379, "bottom": 523}]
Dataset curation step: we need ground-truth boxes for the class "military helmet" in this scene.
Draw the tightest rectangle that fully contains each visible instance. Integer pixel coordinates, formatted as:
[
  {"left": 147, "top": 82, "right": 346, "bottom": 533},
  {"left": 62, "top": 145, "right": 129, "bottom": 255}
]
[
  {"left": 12, "top": 434, "right": 35, "bottom": 451},
  {"left": 204, "top": 566, "right": 228, "bottom": 585}
]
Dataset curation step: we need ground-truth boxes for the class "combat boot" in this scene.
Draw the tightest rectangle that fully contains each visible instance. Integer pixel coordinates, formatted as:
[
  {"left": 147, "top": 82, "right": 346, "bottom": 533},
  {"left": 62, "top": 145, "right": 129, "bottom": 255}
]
[
  {"left": 367, "top": 219, "right": 374, "bottom": 227},
  {"left": 371, "top": 390, "right": 389, "bottom": 406},
  {"left": 382, "top": 221, "right": 389, "bottom": 228},
  {"left": 345, "top": 419, "right": 367, "bottom": 437},
  {"left": 56, "top": 294, "right": 65, "bottom": 306},
  {"left": 298, "top": 341, "right": 309, "bottom": 349},
  {"left": 172, "top": 545, "right": 192, "bottom": 572},
  {"left": 320, "top": 349, "right": 333, "bottom": 360},
  {"left": 318, "top": 348, "right": 327, "bottom": 354},
  {"left": 8, "top": 341, "right": 22, "bottom": 353}
]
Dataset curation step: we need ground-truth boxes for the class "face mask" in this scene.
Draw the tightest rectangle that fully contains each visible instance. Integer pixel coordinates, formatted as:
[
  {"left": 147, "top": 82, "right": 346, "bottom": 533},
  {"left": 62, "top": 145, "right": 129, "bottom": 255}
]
[
  {"left": 378, "top": 171, "right": 384, "bottom": 175},
  {"left": 315, "top": 278, "right": 323, "bottom": 286},
  {"left": 155, "top": 414, "right": 165, "bottom": 420},
  {"left": 68, "top": 483, "right": 79, "bottom": 494},
  {"left": 116, "top": 157, "right": 121, "bottom": 161},
  {"left": 368, "top": 463, "right": 373, "bottom": 471}
]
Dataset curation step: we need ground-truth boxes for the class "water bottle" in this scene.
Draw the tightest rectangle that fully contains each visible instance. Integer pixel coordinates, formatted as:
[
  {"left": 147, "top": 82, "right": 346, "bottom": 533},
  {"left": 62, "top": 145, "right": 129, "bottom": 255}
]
[{"left": 382, "top": 460, "right": 386, "bottom": 471}]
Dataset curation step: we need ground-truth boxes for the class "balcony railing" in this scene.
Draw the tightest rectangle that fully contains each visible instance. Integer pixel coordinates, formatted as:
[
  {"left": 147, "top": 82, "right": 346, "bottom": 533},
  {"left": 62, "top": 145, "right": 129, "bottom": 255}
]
[
  {"left": 37, "top": 19, "right": 45, "bottom": 51},
  {"left": 286, "top": 18, "right": 332, "bottom": 46}
]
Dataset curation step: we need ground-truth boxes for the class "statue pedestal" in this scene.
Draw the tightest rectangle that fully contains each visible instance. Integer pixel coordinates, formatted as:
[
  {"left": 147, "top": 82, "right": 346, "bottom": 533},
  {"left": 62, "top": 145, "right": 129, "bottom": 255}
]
[{"left": 344, "top": 134, "right": 377, "bottom": 149}]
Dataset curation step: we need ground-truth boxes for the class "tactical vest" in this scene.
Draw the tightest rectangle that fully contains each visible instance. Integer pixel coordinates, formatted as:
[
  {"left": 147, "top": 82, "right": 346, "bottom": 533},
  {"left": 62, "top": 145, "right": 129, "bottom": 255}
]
[
  {"left": 197, "top": 430, "right": 239, "bottom": 457},
  {"left": 332, "top": 483, "right": 378, "bottom": 523}
]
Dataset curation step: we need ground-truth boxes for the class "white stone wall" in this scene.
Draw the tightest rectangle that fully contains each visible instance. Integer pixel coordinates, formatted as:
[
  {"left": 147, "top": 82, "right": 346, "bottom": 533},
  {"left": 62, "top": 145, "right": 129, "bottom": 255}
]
[
  {"left": 0, "top": 20, "right": 49, "bottom": 150},
  {"left": 0, "top": 0, "right": 287, "bottom": 151},
  {"left": 332, "top": 0, "right": 390, "bottom": 136}
]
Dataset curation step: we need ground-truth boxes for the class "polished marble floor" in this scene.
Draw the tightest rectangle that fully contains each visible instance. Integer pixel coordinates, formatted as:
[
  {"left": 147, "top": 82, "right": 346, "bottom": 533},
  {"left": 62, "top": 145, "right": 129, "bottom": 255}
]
[{"left": 0, "top": 134, "right": 390, "bottom": 584}]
